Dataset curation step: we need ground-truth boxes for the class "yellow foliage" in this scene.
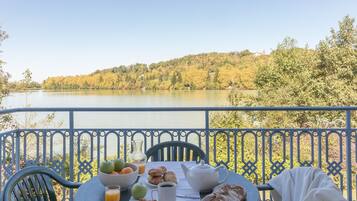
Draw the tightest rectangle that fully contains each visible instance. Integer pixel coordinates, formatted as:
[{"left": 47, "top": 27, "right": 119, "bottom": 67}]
[{"left": 43, "top": 52, "right": 270, "bottom": 90}]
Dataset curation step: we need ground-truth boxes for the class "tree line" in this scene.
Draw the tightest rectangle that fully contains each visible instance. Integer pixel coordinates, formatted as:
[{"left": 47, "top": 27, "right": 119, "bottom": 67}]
[{"left": 43, "top": 51, "right": 269, "bottom": 90}]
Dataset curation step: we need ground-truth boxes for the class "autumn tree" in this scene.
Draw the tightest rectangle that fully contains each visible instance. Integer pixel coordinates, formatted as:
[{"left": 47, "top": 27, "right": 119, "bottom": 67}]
[{"left": 43, "top": 51, "right": 268, "bottom": 90}]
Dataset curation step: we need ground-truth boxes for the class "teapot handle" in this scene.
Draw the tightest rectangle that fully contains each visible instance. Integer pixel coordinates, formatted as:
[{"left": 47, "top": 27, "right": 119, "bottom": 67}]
[{"left": 215, "top": 165, "right": 229, "bottom": 184}]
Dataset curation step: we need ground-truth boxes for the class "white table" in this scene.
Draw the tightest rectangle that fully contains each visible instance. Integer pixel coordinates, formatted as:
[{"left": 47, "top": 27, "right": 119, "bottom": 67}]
[{"left": 75, "top": 162, "right": 260, "bottom": 201}]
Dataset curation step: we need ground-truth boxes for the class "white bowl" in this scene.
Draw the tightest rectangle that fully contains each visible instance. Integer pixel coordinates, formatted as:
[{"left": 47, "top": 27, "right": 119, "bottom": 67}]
[{"left": 98, "top": 163, "right": 139, "bottom": 190}]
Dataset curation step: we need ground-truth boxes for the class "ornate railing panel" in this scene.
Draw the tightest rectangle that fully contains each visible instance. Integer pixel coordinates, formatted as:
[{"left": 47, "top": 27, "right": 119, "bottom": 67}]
[{"left": 0, "top": 107, "right": 356, "bottom": 201}]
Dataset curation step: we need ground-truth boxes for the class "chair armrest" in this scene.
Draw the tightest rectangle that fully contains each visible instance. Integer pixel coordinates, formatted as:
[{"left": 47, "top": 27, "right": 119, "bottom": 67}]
[
  {"left": 8, "top": 166, "right": 82, "bottom": 189},
  {"left": 38, "top": 167, "right": 82, "bottom": 189},
  {"left": 54, "top": 178, "right": 82, "bottom": 189},
  {"left": 257, "top": 183, "right": 274, "bottom": 191}
]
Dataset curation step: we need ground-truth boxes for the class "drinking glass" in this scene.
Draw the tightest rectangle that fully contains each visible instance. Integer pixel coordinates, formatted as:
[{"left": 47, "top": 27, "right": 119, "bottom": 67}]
[{"left": 105, "top": 186, "right": 120, "bottom": 201}]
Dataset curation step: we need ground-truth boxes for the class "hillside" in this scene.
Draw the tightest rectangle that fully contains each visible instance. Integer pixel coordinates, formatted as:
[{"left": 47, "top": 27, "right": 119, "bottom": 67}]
[{"left": 43, "top": 51, "right": 270, "bottom": 90}]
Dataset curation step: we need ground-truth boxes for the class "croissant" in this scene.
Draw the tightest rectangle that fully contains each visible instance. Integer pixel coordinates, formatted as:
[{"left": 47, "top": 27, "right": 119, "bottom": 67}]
[
  {"left": 163, "top": 171, "right": 177, "bottom": 183},
  {"left": 148, "top": 175, "right": 162, "bottom": 185},
  {"left": 148, "top": 169, "right": 163, "bottom": 177},
  {"left": 158, "top": 166, "right": 167, "bottom": 174}
]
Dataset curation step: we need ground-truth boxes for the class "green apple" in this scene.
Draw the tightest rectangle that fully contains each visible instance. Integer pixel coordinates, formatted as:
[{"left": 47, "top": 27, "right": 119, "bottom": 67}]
[
  {"left": 113, "top": 158, "right": 125, "bottom": 172},
  {"left": 100, "top": 161, "right": 114, "bottom": 174},
  {"left": 131, "top": 183, "right": 147, "bottom": 199}
]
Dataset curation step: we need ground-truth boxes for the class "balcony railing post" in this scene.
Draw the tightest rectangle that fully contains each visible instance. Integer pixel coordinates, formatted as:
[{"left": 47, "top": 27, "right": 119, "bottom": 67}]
[
  {"left": 346, "top": 110, "right": 352, "bottom": 201},
  {"left": 205, "top": 110, "right": 210, "bottom": 163},
  {"left": 15, "top": 129, "right": 20, "bottom": 172},
  {"left": 42, "top": 129, "right": 47, "bottom": 166},
  {"left": 261, "top": 128, "right": 266, "bottom": 201},
  {"left": 0, "top": 134, "right": 2, "bottom": 187},
  {"left": 317, "top": 129, "right": 322, "bottom": 168},
  {"left": 69, "top": 111, "right": 75, "bottom": 200}
]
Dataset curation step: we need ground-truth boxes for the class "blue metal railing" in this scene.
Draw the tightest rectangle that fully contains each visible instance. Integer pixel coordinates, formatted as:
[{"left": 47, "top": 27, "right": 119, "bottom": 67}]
[{"left": 0, "top": 106, "right": 356, "bottom": 201}]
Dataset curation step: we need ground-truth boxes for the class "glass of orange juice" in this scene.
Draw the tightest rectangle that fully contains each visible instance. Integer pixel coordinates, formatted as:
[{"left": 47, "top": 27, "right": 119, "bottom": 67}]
[
  {"left": 137, "top": 163, "right": 146, "bottom": 174},
  {"left": 105, "top": 186, "right": 120, "bottom": 201}
]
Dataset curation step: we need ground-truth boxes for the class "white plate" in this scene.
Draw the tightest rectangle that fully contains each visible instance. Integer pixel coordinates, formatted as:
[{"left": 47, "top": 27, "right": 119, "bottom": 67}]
[{"left": 144, "top": 177, "right": 180, "bottom": 188}]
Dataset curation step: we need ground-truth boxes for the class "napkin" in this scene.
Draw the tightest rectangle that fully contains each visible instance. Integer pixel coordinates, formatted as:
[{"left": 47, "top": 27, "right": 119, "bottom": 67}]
[
  {"left": 144, "top": 188, "right": 200, "bottom": 200},
  {"left": 176, "top": 188, "right": 201, "bottom": 200}
]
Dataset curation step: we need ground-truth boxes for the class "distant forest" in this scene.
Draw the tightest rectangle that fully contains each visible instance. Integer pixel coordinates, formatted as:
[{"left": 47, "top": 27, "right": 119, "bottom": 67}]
[{"left": 43, "top": 50, "right": 269, "bottom": 90}]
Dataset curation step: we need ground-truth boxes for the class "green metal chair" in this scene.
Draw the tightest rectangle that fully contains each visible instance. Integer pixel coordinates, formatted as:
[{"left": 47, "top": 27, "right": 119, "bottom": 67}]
[
  {"left": 1, "top": 166, "right": 81, "bottom": 201},
  {"left": 145, "top": 141, "right": 206, "bottom": 162}
]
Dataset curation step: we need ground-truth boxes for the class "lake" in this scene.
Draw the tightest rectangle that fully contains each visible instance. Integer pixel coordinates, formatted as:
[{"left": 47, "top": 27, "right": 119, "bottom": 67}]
[{"left": 3, "top": 90, "right": 239, "bottom": 129}]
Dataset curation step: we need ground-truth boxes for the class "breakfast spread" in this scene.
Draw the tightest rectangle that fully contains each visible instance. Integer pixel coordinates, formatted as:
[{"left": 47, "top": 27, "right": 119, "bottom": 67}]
[{"left": 147, "top": 166, "right": 177, "bottom": 185}]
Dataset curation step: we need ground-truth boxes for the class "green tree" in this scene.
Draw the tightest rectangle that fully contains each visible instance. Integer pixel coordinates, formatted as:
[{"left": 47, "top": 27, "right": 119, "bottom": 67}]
[
  {"left": 0, "top": 27, "right": 15, "bottom": 166},
  {"left": 245, "top": 16, "right": 356, "bottom": 127},
  {"left": 211, "top": 16, "right": 357, "bottom": 187},
  {"left": 21, "top": 68, "right": 33, "bottom": 88},
  {"left": 9, "top": 68, "right": 40, "bottom": 90},
  {"left": 0, "top": 26, "right": 9, "bottom": 103},
  {"left": 312, "top": 15, "right": 357, "bottom": 106}
]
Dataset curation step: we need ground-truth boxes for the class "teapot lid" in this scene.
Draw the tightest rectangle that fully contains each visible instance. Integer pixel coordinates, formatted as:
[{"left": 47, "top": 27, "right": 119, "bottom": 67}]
[{"left": 191, "top": 160, "right": 214, "bottom": 173}]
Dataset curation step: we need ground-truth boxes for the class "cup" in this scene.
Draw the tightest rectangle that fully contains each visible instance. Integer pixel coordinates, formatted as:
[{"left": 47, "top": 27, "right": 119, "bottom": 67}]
[
  {"left": 105, "top": 186, "right": 120, "bottom": 201},
  {"left": 152, "top": 182, "right": 176, "bottom": 201}
]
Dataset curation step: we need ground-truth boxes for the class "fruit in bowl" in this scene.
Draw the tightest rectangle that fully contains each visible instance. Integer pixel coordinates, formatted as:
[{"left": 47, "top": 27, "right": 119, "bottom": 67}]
[
  {"left": 98, "top": 159, "right": 139, "bottom": 190},
  {"left": 113, "top": 159, "right": 125, "bottom": 172},
  {"left": 120, "top": 167, "right": 134, "bottom": 174},
  {"left": 100, "top": 161, "right": 115, "bottom": 174}
]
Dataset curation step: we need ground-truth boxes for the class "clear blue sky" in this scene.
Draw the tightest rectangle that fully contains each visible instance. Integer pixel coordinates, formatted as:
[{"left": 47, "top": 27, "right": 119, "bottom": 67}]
[{"left": 1, "top": 1, "right": 356, "bottom": 82}]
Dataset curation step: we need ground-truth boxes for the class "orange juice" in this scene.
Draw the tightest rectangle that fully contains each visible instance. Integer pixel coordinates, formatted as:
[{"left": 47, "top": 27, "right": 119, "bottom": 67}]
[
  {"left": 138, "top": 163, "right": 145, "bottom": 174},
  {"left": 105, "top": 187, "right": 120, "bottom": 201}
]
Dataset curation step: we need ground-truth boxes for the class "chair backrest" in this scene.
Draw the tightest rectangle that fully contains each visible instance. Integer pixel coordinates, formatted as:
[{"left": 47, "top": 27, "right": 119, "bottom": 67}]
[
  {"left": 2, "top": 166, "right": 81, "bottom": 201},
  {"left": 145, "top": 141, "right": 206, "bottom": 162}
]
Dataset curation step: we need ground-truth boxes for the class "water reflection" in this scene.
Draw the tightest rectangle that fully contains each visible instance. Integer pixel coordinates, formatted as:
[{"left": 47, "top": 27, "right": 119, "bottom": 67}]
[{"left": 3, "top": 90, "right": 239, "bottom": 128}]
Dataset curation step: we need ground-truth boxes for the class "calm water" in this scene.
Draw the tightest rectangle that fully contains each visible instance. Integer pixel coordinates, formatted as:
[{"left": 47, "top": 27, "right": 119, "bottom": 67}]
[{"left": 3, "top": 90, "right": 235, "bottom": 129}]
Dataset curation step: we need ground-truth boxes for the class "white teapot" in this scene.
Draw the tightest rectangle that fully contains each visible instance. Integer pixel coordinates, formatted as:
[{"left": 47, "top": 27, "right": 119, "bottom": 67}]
[{"left": 181, "top": 160, "right": 228, "bottom": 192}]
